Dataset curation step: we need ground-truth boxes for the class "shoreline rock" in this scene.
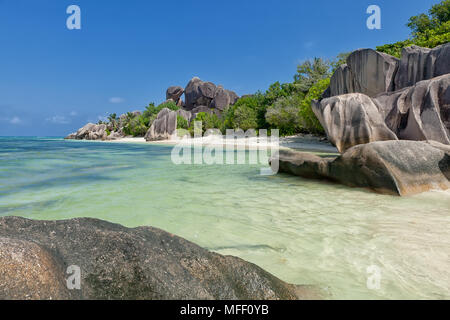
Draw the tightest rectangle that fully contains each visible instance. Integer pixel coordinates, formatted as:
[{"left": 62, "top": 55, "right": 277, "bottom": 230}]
[
  {"left": 274, "top": 140, "right": 450, "bottom": 196},
  {"left": 0, "top": 216, "right": 316, "bottom": 300}
]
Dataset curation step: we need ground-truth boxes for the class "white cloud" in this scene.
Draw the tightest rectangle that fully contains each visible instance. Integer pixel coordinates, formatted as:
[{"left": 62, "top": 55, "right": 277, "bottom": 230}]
[
  {"left": 109, "top": 97, "right": 124, "bottom": 104},
  {"left": 9, "top": 116, "right": 22, "bottom": 124},
  {"left": 0, "top": 116, "right": 23, "bottom": 125},
  {"left": 46, "top": 115, "right": 70, "bottom": 124},
  {"left": 69, "top": 111, "right": 78, "bottom": 116}
]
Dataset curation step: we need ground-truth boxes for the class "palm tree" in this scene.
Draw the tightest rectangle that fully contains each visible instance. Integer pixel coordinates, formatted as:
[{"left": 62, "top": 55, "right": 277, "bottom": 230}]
[{"left": 107, "top": 113, "right": 118, "bottom": 130}]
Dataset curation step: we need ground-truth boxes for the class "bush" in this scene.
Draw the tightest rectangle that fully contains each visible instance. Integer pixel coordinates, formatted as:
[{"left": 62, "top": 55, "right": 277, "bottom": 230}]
[
  {"left": 265, "top": 94, "right": 303, "bottom": 136},
  {"left": 224, "top": 94, "right": 266, "bottom": 130},
  {"left": 189, "top": 112, "right": 223, "bottom": 135},
  {"left": 123, "top": 114, "right": 149, "bottom": 137},
  {"left": 299, "top": 78, "right": 329, "bottom": 134},
  {"left": 176, "top": 115, "right": 189, "bottom": 130},
  {"left": 376, "top": 40, "right": 415, "bottom": 58}
]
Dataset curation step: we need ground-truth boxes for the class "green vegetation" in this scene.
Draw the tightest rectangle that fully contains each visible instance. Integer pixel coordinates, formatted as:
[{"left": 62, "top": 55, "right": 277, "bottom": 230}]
[
  {"left": 121, "top": 101, "right": 180, "bottom": 137},
  {"left": 222, "top": 57, "right": 332, "bottom": 136},
  {"left": 176, "top": 115, "right": 189, "bottom": 130},
  {"left": 189, "top": 112, "right": 222, "bottom": 135},
  {"left": 377, "top": 0, "right": 450, "bottom": 57}
]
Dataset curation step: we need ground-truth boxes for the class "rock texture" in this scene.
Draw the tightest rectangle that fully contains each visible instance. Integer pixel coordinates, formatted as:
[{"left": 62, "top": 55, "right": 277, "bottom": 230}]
[
  {"left": 0, "top": 237, "right": 70, "bottom": 300},
  {"left": 375, "top": 74, "right": 450, "bottom": 145},
  {"left": 329, "top": 49, "right": 399, "bottom": 97},
  {"left": 184, "top": 77, "right": 239, "bottom": 111},
  {"left": 65, "top": 123, "right": 110, "bottom": 141},
  {"left": 145, "top": 108, "right": 177, "bottom": 141},
  {"left": 276, "top": 149, "right": 332, "bottom": 179},
  {"left": 166, "top": 86, "right": 184, "bottom": 106},
  {"left": 395, "top": 43, "right": 450, "bottom": 90},
  {"left": 315, "top": 44, "right": 450, "bottom": 152},
  {"left": 274, "top": 140, "right": 450, "bottom": 196},
  {"left": 0, "top": 216, "right": 314, "bottom": 300},
  {"left": 312, "top": 93, "right": 398, "bottom": 152}
]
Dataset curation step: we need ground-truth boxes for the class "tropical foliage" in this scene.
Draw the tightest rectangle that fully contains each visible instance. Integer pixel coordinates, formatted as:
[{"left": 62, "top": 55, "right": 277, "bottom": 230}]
[{"left": 377, "top": 0, "right": 450, "bottom": 57}]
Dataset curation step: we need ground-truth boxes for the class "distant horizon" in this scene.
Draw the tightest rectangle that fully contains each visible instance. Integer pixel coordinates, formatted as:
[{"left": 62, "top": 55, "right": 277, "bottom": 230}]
[{"left": 0, "top": 0, "right": 438, "bottom": 136}]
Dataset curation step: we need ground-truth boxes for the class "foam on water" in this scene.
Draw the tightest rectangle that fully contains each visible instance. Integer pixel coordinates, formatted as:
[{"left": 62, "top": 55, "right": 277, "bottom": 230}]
[{"left": 0, "top": 137, "right": 449, "bottom": 299}]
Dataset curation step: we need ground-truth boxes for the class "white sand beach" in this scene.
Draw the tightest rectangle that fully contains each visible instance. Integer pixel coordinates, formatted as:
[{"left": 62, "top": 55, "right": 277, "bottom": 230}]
[{"left": 103, "top": 134, "right": 339, "bottom": 154}]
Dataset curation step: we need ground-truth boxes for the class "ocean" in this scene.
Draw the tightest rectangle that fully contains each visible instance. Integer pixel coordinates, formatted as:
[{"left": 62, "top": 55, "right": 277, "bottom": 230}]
[{"left": 1, "top": 136, "right": 449, "bottom": 299}]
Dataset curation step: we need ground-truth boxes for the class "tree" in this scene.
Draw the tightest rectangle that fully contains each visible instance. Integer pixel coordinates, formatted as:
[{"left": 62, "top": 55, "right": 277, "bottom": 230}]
[
  {"left": 107, "top": 113, "right": 118, "bottom": 130},
  {"left": 331, "top": 52, "right": 351, "bottom": 72},
  {"left": 265, "top": 94, "right": 303, "bottom": 136},
  {"left": 377, "top": 0, "right": 450, "bottom": 56},
  {"left": 293, "top": 58, "right": 331, "bottom": 93}
]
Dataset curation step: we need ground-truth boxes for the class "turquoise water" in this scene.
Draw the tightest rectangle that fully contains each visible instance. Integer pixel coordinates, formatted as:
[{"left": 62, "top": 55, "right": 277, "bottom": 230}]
[{"left": 1, "top": 137, "right": 449, "bottom": 299}]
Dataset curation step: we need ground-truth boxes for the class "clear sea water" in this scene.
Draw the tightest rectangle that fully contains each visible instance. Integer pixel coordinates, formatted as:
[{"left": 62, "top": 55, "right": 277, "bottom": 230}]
[{"left": 0, "top": 137, "right": 449, "bottom": 299}]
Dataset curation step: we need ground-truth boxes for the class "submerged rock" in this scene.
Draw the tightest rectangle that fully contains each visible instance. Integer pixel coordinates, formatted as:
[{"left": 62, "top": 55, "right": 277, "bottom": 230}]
[
  {"left": 275, "top": 149, "right": 332, "bottom": 179},
  {"left": 312, "top": 93, "right": 398, "bottom": 152},
  {"left": 328, "top": 140, "right": 450, "bottom": 196},
  {"left": 274, "top": 140, "right": 450, "bottom": 196},
  {"left": 0, "top": 217, "right": 314, "bottom": 300}
]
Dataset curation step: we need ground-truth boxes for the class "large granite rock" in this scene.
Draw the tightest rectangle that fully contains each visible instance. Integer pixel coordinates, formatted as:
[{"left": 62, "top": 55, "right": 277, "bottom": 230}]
[
  {"left": 177, "top": 109, "right": 193, "bottom": 124},
  {"left": 312, "top": 93, "right": 398, "bottom": 152},
  {"left": 0, "top": 237, "right": 70, "bottom": 300},
  {"left": 375, "top": 74, "right": 450, "bottom": 145},
  {"left": 395, "top": 43, "right": 450, "bottom": 90},
  {"left": 184, "top": 77, "right": 203, "bottom": 110},
  {"left": 329, "top": 64, "right": 355, "bottom": 98},
  {"left": 276, "top": 149, "right": 332, "bottom": 179},
  {"left": 328, "top": 49, "right": 399, "bottom": 97},
  {"left": 274, "top": 140, "right": 450, "bottom": 196},
  {"left": 328, "top": 140, "right": 450, "bottom": 195},
  {"left": 65, "top": 123, "right": 109, "bottom": 141},
  {"left": 166, "top": 86, "right": 184, "bottom": 105},
  {"left": 145, "top": 108, "right": 177, "bottom": 141},
  {"left": 0, "top": 217, "right": 314, "bottom": 300},
  {"left": 210, "top": 86, "right": 231, "bottom": 111},
  {"left": 184, "top": 77, "right": 239, "bottom": 112}
]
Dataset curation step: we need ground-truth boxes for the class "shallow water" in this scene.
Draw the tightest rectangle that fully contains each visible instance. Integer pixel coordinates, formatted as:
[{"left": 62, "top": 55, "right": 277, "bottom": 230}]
[{"left": 0, "top": 137, "right": 449, "bottom": 299}]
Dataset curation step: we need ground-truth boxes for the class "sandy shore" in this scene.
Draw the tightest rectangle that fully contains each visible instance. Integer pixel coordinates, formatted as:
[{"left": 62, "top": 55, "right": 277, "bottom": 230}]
[{"left": 103, "top": 134, "right": 339, "bottom": 154}]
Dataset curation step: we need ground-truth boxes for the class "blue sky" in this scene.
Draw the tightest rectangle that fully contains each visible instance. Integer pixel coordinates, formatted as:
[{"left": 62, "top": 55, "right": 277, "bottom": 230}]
[{"left": 0, "top": 0, "right": 438, "bottom": 136}]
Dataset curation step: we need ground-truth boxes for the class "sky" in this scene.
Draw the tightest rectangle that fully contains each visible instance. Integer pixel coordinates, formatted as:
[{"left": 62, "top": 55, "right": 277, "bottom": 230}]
[{"left": 0, "top": 0, "right": 439, "bottom": 136}]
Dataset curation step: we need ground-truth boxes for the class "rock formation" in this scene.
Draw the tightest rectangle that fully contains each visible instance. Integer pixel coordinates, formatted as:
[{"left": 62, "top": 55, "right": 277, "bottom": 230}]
[
  {"left": 65, "top": 123, "right": 110, "bottom": 141},
  {"left": 375, "top": 74, "right": 450, "bottom": 144},
  {"left": 328, "top": 49, "right": 400, "bottom": 98},
  {"left": 183, "top": 77, "right": 239, "bottom": 112},
  {"left": 0, "top": 216, "right": 315, "bottom": 300},
  {"left": 274, "top": 140, "right": 450, "bottom": 196},
  {"left": 144, "top": 108, "right": 177, "bottom": 141},
  {"left": 394, "top": 43, "right": 450, "bottom": 89},
  {"left": 66, "top": 77, "right": 240, "bottom": 141},
  {"left": 166, "top": 86, "right": 184, "bottom": 106},
  {"left": 313, "top": 43, "right": 450, "bottom": 153},
  {"left": 312, "top": 93, "right": 398, "bottom": 152}
]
